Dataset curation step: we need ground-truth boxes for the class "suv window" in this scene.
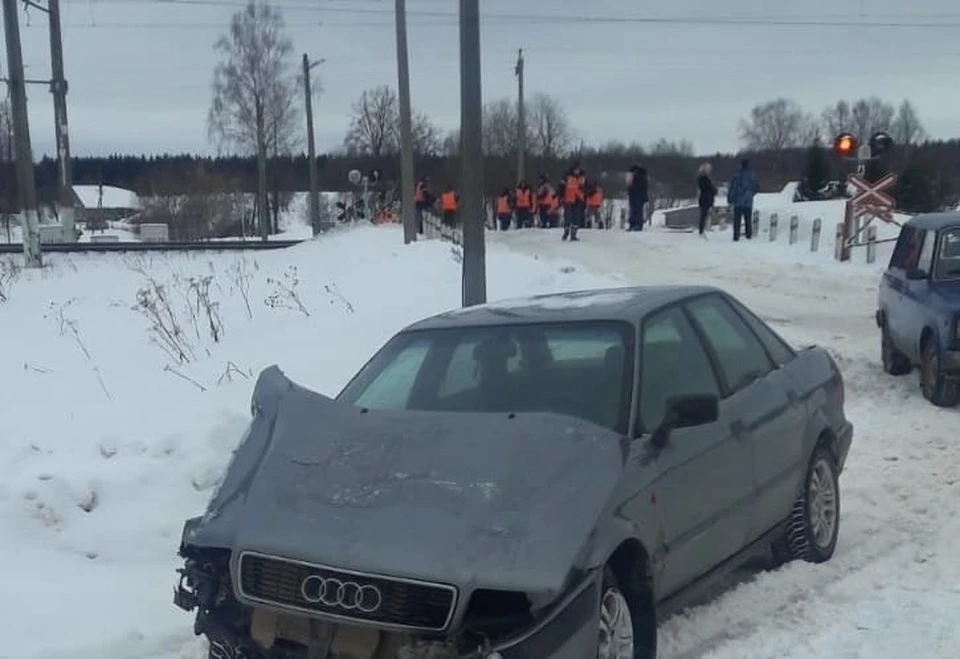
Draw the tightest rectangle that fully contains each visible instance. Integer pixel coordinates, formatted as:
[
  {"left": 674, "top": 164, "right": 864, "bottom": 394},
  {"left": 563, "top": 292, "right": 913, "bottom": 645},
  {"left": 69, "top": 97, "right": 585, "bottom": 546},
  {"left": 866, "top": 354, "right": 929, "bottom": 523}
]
[
  {"left": 917, "top": 230, "right": 936, "bottom": 276},
  {"left": 638, "top": 306, "right": 720, "bottom": 432},
  {"left": 686, "top": 295, "right": 774, "bottom": 395},
  {"left": 934, "top": 228, "right": 960, "bottom": 281},
  {"left": 725, "top": 296, "right": 796, "bottom": 367}
]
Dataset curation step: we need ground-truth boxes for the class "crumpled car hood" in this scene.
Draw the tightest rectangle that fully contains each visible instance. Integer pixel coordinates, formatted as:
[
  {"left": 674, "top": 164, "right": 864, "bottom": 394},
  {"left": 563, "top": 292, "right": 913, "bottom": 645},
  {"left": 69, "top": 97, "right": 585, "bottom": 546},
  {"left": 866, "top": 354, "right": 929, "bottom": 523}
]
[{"left": 185, "top": 366, "right": 626, "bottom": 598}]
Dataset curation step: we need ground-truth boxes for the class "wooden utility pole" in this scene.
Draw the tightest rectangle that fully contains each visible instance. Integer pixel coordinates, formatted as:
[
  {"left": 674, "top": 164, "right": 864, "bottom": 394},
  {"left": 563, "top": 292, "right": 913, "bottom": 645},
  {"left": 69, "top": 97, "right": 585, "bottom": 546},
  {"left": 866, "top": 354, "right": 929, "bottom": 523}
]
[
  {"left": 459, "top": 0, "right": 485, "bottom": 307},
  {"left": 47, "top": 0, "right": 75, "bottom": 242},
  {"left": 302, "top": 54, "right": 323, "bottom": 235},
  {"left": 395, "top": 0, "right": 417, "bottom": 244},
  {"left": 515, "top": 48, "right": 525, "bottom": 183},
  {"left": 2, "top": 0, "right": 41, "bottom": 266}
]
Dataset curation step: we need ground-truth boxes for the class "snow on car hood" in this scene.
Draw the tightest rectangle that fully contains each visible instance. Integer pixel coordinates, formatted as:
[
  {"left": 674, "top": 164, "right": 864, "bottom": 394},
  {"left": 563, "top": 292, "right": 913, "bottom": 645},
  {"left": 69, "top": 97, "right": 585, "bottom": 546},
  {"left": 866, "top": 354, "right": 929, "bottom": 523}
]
[{"left": 186, "top": 366, "right": 626, "bottom": 597}]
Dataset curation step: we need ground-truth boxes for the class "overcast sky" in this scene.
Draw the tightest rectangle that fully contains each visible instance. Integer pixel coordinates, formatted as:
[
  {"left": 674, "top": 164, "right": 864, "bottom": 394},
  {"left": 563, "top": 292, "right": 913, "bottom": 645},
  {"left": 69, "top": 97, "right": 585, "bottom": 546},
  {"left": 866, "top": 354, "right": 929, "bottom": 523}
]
[{"left": 9, "top": 0, "right": 960, "bottom": 159}]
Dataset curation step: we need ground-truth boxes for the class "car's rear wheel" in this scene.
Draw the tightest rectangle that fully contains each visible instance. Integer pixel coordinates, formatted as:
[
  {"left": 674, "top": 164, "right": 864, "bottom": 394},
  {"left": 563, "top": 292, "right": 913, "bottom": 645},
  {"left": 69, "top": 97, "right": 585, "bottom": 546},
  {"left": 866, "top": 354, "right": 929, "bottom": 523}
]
[
  {"left": 881, "top": 325, "right": 911, "bottom": 376},
  {"left": 597, "top": 569, "right": 637, "bottom": 659},
  {"left": 774, "top": 444, "right": 840, "bottom": 565},
  {"left": 920, "top": 341, "right": 960, "bottom": 407}
]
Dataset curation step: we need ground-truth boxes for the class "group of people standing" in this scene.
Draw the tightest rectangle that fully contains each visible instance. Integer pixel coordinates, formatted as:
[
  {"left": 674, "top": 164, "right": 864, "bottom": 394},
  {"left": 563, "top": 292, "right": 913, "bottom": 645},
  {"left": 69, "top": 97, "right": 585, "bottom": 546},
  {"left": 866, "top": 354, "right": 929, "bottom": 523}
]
[{"left": 413, "top": 156, "right": 760, "bottom": 243}]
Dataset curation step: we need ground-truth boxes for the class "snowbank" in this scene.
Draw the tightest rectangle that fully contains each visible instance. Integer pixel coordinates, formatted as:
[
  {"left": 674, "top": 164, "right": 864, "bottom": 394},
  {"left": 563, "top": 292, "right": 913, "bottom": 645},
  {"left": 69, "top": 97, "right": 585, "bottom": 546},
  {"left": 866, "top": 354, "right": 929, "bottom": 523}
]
[{"left": 0, "top": 224, "right": 618, "bottom": 658}]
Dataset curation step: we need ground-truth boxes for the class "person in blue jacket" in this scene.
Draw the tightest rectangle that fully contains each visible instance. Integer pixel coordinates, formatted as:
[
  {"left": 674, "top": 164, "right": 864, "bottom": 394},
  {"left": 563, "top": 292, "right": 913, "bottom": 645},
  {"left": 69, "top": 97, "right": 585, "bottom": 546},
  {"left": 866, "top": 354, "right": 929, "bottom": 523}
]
[{"left": 727, "top": 158, "right": 759, "bottom": 241}]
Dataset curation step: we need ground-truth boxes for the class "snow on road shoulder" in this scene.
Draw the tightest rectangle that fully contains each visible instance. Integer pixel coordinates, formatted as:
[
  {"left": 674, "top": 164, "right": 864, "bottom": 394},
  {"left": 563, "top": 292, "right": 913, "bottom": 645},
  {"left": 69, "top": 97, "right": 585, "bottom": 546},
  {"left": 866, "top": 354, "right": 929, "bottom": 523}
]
[{"left": 0, "top": 225, "right": 618, "bottom": 659}]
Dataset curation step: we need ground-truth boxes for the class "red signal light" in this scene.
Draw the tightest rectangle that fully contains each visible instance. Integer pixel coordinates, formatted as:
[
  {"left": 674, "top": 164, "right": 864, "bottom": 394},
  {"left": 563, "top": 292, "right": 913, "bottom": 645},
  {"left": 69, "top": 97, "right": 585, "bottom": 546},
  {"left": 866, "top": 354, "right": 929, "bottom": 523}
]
[{"left": 834, "top": 133, "right": 858, "bottom": 157}]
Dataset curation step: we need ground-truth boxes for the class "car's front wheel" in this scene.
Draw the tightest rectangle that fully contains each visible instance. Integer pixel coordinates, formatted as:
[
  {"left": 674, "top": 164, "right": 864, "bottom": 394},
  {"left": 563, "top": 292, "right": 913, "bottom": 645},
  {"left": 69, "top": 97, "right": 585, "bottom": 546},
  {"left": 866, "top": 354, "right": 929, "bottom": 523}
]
[{"left": 598, "top": 569, "right": 636, "bottom": 659}]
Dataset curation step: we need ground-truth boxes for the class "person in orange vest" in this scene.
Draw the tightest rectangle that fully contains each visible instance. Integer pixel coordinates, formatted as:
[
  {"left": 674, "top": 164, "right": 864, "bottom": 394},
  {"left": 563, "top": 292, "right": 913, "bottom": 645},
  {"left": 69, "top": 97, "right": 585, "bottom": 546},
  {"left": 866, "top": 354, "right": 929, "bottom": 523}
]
[
  {"left": 496, "top": 187, "right": 513, "bottom": 231},
  {"left": 585, "top": 179, "right": 604, "bottom": 229},
  {"left": 439, "top": 184, "right": 459, "bottom": 227},
  {"left": 557, "top": 162, "right": 586, "bottom": 241},
  {"left": 513, "top": 180, "right": 534, "bottom": 229},
  {"left": 414, "top": 175, "right": 434, "bottom": 234},
  {"left": 536, "top": 174, "right": 556, "bottom": 228}
]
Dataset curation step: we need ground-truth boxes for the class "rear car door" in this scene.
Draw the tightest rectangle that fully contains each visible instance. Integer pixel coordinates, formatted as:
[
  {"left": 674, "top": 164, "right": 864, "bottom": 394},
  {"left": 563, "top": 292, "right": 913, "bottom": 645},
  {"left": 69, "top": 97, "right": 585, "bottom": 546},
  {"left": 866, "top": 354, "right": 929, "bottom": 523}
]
[
  {"left": 636, "top": 304, "right": 752, "bottom": 598},
  {"left": 683, "top": 294, "right": 807, "bottom": 542}
]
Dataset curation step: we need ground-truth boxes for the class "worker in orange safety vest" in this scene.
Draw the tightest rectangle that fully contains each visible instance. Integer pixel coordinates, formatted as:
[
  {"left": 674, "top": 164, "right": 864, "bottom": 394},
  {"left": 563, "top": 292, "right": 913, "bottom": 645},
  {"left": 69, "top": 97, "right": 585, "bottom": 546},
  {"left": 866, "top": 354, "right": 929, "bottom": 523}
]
[
  {"left": 439, "top": 184, "right": 459, "bottom": 227},
  {"left": 496, "top": 188, "right": 513, "bottom": 231}
]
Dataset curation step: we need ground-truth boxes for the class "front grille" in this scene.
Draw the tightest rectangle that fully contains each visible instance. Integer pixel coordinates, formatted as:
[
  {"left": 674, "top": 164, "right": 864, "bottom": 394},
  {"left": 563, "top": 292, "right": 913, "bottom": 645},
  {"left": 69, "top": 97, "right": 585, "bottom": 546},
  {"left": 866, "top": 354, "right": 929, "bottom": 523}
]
[{"left": 237, "top": 552, "right": 458, "bottom": 632}]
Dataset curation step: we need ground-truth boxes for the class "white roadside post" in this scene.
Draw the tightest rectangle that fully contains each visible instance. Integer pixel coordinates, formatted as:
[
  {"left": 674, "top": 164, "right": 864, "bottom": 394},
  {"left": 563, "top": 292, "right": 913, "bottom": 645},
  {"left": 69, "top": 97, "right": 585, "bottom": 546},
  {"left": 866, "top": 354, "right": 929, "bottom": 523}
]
[
  {"left": 866, "top": 225, "right": 878, "bottom": 264},
  {"left": 789, "top": 215, "right": 799, "bottom": 245},
  {"left": 834, "top": 223, "right": 844, "bottom": 260},
  {"left": 769, "top": 213, "right": 778, "bottom": 242},
  {"left": 811, "top": 218, "right": 821, "bottom": 252}
]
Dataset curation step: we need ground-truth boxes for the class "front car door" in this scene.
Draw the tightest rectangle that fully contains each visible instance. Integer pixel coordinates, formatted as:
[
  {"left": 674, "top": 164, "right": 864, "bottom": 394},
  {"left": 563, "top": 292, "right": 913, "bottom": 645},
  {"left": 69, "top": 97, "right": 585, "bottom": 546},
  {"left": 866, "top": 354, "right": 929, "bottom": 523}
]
[
  {"left": 683, "top": 294, "right": 807, "bottom": 542},
  {"left": 882, "top": 225, "right": 924, "bottom": 353},
  {"left": 905, "top": 229, "right": 938, "bottom": 359},
  {"left": 633, "top": 304, "right": 752, "bottom": 598}
]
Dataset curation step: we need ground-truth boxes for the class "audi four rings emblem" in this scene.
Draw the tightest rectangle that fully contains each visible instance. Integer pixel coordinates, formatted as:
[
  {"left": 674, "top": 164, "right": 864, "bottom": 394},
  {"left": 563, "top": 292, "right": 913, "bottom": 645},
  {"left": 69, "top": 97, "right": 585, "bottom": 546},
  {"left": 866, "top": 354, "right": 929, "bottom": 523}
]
[{"left": 300, "top": 575, "right": 383, "bottom": 613}]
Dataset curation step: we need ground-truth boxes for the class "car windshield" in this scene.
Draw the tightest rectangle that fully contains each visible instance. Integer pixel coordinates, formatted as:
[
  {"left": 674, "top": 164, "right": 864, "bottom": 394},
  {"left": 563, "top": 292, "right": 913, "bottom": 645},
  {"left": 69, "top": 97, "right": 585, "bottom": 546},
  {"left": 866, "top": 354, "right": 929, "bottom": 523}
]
[
  {"left": 337, "top": 321, "right": 634, "bottom": 433},
  {"left": 934, "top": 228, "right": 960, "bottom": 281}
]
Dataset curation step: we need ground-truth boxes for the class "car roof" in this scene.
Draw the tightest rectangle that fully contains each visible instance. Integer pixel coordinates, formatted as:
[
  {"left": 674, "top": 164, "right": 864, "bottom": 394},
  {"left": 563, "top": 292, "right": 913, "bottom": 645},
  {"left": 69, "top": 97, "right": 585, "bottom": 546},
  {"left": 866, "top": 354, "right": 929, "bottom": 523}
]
[
  {"left": 903, "top": 212, "right": 960, "bottom": 231},
  {"left": 401, "top": 285, "right": 724, "bottom": 331}
]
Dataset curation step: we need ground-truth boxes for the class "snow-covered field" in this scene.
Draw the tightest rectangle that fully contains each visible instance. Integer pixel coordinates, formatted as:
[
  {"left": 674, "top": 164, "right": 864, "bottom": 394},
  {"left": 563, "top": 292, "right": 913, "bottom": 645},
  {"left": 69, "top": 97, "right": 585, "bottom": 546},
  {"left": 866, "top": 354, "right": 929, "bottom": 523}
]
[{"left": 1, "top": 194, "right": 958, "bottom": 659}]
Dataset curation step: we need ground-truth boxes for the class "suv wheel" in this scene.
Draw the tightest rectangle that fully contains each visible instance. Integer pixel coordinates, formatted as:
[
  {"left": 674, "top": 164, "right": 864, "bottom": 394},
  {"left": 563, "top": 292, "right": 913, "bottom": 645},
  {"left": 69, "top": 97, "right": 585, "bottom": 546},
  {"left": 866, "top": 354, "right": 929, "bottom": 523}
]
[
  {"left": 774, "top": 445, "right": 840, "bottom": 565},
  {"left": 881, "top": 325, "right": 911, "bottom": 375},
  {"left": 920, "top": 341, "right": 960, "bottom": 407}
]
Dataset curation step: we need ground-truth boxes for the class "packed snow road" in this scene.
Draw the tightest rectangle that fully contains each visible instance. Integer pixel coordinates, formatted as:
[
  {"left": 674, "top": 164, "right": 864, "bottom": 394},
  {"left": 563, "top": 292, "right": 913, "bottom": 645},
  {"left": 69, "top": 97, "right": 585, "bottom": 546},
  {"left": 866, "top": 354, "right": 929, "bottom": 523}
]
[{"left": 493, "top": 227, "right": 960, "bottom": 658}]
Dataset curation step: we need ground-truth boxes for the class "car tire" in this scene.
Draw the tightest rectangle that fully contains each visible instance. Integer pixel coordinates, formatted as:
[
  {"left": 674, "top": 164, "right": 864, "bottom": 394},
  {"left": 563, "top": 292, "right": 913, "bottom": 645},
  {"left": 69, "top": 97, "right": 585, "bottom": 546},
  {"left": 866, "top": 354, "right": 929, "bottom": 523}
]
[
  {"left": 920, "top": 340, "right": 960, "bottom": 407},
  {"left": 880, "top": 325, "right": 911, "bottom": 376},
  {"left": 597, "top": 567, "right": 654, "bottom": 659},
  {"left": 775, "top": 444, "right": 840, "bottom": 565}
]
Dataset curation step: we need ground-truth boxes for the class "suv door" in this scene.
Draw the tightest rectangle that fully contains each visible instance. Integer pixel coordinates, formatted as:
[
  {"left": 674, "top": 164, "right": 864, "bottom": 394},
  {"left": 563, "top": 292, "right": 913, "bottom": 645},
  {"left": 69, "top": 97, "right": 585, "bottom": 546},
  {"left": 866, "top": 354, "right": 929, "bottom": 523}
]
[
  {"left": 883, "top": 226, "right": 925, "bottom": 354},
  {"left": 904, "top": 229, "right": 938, "bottom": 359},
  {"left": 634, "top": 304, "right": 752, "bottom": 598},
  {"left": 684, "top": 294, "right": 807, "bottom": 542}
]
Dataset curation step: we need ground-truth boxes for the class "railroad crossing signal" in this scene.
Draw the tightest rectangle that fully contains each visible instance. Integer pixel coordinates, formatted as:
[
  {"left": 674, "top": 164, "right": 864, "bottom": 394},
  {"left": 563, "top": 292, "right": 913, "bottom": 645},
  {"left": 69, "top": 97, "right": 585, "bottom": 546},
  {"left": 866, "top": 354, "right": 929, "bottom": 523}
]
[
  {"left": 833, "top": 132, "right": 858, "bottom": 157},
  {"left": 848, "top": 172, "right": 897, "bottom": 224}
]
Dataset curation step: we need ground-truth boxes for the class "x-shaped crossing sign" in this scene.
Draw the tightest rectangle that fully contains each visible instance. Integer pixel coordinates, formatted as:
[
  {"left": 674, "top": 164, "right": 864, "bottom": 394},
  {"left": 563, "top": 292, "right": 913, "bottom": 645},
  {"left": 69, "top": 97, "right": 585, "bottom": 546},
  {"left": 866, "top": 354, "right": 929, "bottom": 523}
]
[{"left": 849, "top": 172, "right": 897, "bottom": 209}]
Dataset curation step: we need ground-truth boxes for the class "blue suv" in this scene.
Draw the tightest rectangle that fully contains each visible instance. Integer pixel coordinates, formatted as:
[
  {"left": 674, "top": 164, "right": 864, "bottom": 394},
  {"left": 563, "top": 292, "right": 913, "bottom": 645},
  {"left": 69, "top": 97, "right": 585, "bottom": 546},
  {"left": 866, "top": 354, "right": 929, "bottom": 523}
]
[{"left": 876, "top": 213, "right": 960, "bottom": 407}]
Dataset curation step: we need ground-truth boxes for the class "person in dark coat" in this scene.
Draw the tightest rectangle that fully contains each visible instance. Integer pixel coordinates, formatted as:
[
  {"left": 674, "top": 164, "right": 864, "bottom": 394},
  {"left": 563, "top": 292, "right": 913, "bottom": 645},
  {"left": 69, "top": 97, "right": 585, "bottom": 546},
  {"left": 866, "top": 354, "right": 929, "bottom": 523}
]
[
  {"left": 727, "top": 158, "right": 759, "bottom": 241},
  {"left": 696, "top": 162, "right": 718, "bottom": 237},
  {"left": 626, "top": 165, "right": 649, "bottom": 231}
]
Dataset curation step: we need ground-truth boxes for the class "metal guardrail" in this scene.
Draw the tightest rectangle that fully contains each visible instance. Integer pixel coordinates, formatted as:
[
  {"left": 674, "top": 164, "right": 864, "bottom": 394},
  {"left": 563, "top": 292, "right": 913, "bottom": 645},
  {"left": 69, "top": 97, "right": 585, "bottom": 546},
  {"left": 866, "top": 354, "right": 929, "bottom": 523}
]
[{"left": 0, "top": 239, "right": 307, "bottom": 254}]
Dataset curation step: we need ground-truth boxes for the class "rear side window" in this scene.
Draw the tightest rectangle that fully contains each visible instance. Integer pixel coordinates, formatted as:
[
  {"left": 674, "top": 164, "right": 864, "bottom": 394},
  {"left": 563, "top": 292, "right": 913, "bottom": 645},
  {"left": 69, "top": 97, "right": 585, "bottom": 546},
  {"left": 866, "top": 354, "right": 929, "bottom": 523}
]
[
  {"left": 724, "top": 296, "right": 796, "bottom": 367},
  {"left": 686, "top": 295, "right": 775, "bottom": 395}
]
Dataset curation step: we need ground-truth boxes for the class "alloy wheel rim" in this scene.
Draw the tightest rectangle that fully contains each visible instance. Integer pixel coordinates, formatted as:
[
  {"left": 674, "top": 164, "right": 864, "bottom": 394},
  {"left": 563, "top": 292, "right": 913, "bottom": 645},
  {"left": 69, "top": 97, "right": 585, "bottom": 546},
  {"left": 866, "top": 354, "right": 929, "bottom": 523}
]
[
  {"left": 597, "top": 587, "right": 634, "bottom": 659},
  {"left": 808, "top": 459, "right": 838, "bottom": 548}
]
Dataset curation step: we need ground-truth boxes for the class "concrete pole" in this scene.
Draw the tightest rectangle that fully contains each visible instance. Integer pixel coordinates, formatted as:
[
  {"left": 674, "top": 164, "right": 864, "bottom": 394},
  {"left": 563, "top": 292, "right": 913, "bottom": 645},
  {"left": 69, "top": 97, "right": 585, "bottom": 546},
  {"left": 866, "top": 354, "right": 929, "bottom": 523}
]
[
  {"left": 2, "top": 0, "right": 41, "bottom": 266},
  {"left": 303, "top": 54, "right": 322, "bottom": 235},
  {"left": 515, "top": 48, "right": 525, "bottom": 183},
  {"left": 395, "top": 0, "right": 417, "bottom": 244},
  {"left": 459, "top": 0, "right": 486, "bottom": 307},
  {"left": 48, "top": 0, "right": 75, "bottom": 242}
]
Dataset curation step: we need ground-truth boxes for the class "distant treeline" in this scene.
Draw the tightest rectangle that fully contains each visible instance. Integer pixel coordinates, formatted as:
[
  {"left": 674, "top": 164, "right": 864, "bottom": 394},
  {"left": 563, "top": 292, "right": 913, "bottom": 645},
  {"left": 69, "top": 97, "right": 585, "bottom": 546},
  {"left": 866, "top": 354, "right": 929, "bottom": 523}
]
[{"left": 2, "top": 138, "right": 959, "bottom": 214}]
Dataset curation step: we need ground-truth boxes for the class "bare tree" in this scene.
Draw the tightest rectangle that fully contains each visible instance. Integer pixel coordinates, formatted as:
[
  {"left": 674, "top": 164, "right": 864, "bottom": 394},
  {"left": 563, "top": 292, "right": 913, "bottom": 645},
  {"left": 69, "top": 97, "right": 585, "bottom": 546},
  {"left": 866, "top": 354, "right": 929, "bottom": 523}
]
[
  {"left": 527, "top": 93, "right": 574, "bottom": 159},
  {"left": 208, "top": 0, "right": 300, "bottom": 239},
  {"left": 482, "top": 98, "right": 519, "bottom": 157},
  {"left": 343, "top": 85, "right": 441, "bottom": 156},
  {"left": 738, "top": 98, "right": 816, "bottom": 150},
  {"left": 649, "top": 138, "right": 695, "bottom": 157},
  {"left": 442, "top": 129, "right": 460, "bottom": 157},
  {"left": 851, "top": 96, "right": 894, "bottom": 141},
  {"left": 821, "top": 100, "right": 854, "bottom": 138},
  {"left": 891, "top": 99, "right": 927, "bottom": 146},
  {"left": 344, "top": 85, "right": 398, "bottom": 156},
  {"left": 0, "top": 97, "right": 14, "bottom": 241},
  {"left": 412, "top": 110, "right": 442, "bottom": 156}
]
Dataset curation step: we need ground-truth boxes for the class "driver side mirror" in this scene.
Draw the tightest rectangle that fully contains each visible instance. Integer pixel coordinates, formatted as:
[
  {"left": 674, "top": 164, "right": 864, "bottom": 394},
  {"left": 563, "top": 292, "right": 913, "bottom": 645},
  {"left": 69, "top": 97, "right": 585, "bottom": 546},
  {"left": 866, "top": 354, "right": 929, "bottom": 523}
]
[
  {"left": 905, "top": 267, "right": 928, "bottom": 281},
  {"left": 650, "top": 394, "right": 719, "bottom": 448}
]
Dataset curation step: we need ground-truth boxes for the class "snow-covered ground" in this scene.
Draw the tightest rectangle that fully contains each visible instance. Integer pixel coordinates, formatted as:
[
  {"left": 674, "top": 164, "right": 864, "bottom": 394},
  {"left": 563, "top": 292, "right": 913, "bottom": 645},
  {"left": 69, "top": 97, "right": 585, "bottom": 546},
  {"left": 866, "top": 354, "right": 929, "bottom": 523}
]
[{"left": 2, "top": 193, "right": 958, "bottom": 659}]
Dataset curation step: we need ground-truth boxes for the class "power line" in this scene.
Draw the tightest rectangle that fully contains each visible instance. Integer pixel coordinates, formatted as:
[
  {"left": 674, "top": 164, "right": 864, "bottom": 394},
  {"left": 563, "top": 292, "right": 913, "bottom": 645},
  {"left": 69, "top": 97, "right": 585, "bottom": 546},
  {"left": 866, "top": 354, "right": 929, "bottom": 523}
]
[{"left": 52, "top": 1, "right": 960, "bottom": 29}]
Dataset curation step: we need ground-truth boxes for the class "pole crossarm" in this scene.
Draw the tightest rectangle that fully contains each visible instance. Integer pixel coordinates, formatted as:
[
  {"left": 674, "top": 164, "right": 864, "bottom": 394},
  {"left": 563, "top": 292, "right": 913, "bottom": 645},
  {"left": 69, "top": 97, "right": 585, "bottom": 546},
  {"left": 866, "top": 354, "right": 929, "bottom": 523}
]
[{"left": 21, "top": 0, "right": 48, "bottom": 13}]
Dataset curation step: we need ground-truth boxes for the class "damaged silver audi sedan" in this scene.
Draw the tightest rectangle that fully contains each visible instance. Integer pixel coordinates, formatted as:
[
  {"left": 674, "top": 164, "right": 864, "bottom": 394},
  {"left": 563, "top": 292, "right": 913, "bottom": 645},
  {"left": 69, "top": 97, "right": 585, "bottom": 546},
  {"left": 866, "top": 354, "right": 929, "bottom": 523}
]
[{"left": 173, "top": 285, "right": 853, "bottom": 659}]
